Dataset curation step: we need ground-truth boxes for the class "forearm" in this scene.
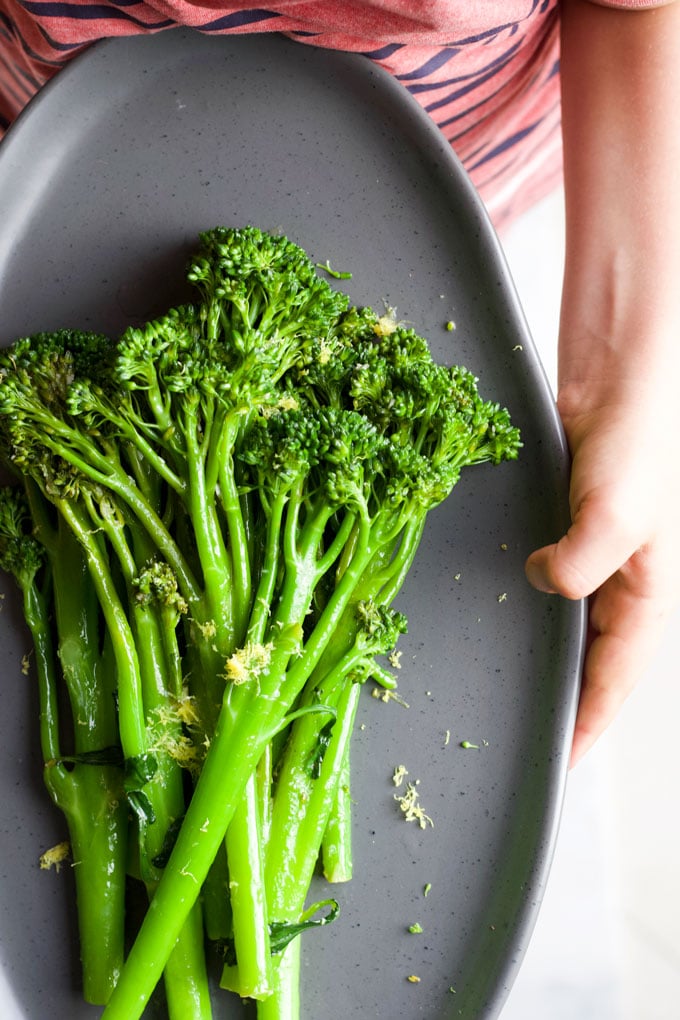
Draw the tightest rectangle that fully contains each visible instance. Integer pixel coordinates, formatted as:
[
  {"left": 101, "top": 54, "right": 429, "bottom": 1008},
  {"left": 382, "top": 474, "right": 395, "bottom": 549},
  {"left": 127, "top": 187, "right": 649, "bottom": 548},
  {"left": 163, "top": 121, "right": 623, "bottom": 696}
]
[
  {"left": 559, "top": 0, "right": 680, "bottom": 418},
  {"left": 526, "top": 0, "right": 680, "bottom": 762}
]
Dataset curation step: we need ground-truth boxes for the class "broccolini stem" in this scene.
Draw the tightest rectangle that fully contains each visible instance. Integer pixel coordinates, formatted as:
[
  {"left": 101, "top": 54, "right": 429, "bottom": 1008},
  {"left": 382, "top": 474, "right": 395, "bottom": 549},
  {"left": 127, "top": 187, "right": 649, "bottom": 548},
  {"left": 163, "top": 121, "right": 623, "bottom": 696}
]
[
  {"left": 296, "top": 500, "right": 337, "bottom": 565},
  {"left": 56, "top": 498, "right": 147, "bottom": 759},
  {"left": 109, "top": 420, "right": 186, "bottom": 497},
  {"left": 311, "top": 508, "right": 357, "bottom": 581},
  {"left": 51, "top": 531, "right": 128, "bottom": 1002},
  {"left": 217, "top": 447, "right": 276, "bottom": 981},
  {"left": 202, "top": 399, "right": 227, "bottom": 500},
  {"left": 363, "top": 515, "right": 427, "bottom": 607},
  {"left": 183, "top": 400, "right": 234, "bottom": 649},
  {"left": 102, "top": 467, "right": 202, "bottom": 607},
  {"left": 221, "top": 771, "right": 274, "bottom": 1000},
  {"left": 219, "top": 516, "right": 374, "bottom": 784},
  {"left": 332, "top": 516, "right": 362, "bottom": 582},
  {"left": 257, "top": 740, "right": 274, "bottom": 844},
  {"left": 245, "top": 491, "right": 286, "bottom": 643},
  {"left": 282, "top": 481, "right": 304, "bottom": 570},
  {"left": 67, "top": 766, "right": 128, "bottom": 1005},
  {"left": 217, "top": 447, "right": 252, "bottom": 645},
  {"left": 272, "top": 519, "right": 373, "bottom": 700},
  {"left": 91, "top": 494, "right": 213, "bottom": 1017},
  {"left": 261, "top": 683, "right": 361, "bottom": 1020},
  {"left": 255, "top": 937, "right": 301, "bottom": 1020},
  {"left": 53, "top": 517, "right": 119, "bottom": 749},
  {"left": 143, "top": 371, "right": 173, "bottom": 437},
  {"left": 159, "top": 600, "right": 185, "bottom": 701},
  {"left": 321, "top": 743, "right": 353, "bottom": 884},
  {"left": 100, "top": 628, "right": 302, "bottom": 1020},
  {"left": 201, "top": 844, "right": 234, "bottom": 942},
  {"left": 264, "top": 671, "right": 360, "bottom": 911},
  {"left": 159, "top": 903, "right": 213, "bottom": 1020},
  {"left": 17, "top": 487, "right": 127, "bottom": 1005},
  {"left": 24, "top": 573, "right": 127, "bottom": 1004},
  {"left": 21, "top": 578, "right": 61, "bottom": 765},
  {"left": 220, "top": 735, "right": 277, "bottom": 976},
  {"left": 91, "top": 498, "right": 163, "bottom": 699}
]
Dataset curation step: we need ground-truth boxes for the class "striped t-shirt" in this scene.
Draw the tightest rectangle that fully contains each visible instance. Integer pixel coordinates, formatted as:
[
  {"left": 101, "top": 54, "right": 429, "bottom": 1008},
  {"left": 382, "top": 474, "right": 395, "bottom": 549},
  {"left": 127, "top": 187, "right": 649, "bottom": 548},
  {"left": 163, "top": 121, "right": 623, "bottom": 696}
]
[{"left": 0, "top": 0, "right": 662, "bottom": 227}]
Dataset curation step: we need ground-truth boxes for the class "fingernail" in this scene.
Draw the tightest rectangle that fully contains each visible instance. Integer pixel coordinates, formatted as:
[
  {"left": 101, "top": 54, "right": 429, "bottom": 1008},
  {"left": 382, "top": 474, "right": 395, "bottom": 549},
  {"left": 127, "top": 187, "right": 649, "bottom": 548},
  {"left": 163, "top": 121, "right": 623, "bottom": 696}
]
[{"left": 525, "top": 561, "right": 556, "bottom": 594}]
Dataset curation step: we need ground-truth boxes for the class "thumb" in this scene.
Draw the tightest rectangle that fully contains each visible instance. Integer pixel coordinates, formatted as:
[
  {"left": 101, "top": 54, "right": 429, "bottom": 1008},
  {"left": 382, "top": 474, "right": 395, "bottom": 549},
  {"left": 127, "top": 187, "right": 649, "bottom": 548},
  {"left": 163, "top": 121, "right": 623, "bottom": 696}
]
[{"left": 525, "top": 499, "right": 640, "bottom": 600}]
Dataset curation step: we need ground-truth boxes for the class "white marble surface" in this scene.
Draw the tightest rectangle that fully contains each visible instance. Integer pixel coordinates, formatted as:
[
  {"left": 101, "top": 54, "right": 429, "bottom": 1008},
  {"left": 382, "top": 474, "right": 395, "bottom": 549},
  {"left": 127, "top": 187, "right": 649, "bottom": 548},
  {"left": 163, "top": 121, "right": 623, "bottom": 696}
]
[{"left": 498, "top": 190, "right": 680, "bottom": 1020}]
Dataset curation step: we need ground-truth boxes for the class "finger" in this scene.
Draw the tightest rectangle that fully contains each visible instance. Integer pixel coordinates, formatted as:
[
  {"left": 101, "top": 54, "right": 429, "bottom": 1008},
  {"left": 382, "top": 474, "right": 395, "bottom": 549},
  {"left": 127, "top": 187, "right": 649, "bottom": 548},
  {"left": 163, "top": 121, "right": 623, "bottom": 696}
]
[
  {"left": 569, "top": 629, "right": 638, "bottom": 767},
  {"left": 569, "top": 553, "right": 673, "bottom": 766},
  {"left": 525, "top": 493, "right": 642, "bottom": 601}
]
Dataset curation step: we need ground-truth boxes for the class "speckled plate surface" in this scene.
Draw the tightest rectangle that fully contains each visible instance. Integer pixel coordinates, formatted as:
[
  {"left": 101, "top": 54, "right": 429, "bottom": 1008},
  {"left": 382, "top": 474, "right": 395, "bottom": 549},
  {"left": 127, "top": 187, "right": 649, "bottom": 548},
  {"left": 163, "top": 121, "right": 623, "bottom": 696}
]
[{"left": 0, "top": 28, "right": 585, "bottom": 1020}]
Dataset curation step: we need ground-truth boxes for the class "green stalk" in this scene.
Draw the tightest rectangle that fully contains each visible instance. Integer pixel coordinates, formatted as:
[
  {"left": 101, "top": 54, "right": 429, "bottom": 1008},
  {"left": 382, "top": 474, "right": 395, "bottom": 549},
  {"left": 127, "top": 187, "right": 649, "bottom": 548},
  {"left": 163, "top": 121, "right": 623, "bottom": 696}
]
[
  {"left": 246, "top": 491, "right": 286, "bottom": 643},
  {"left": 159, "top": 904, "right": 213, "bottom": 1020},
  {"left": 17, "top": 499, "right": 127, "bottom": 1005},
  {"left": 256, "top": 939, "right": 301, "bottom": 1020},
  {"left": 360, "top": 514, "right": 427, "bottom": 606},
  {"left": 23, "top": 577, "right": 126, "bottom": 1005},
  {"left": 116, "top": 420, "right": 186, "bottom": 497},
  {"left": 100, "top": 410, "right": 186, "bottom": 498},
  {"left": 101, "top": 496, "right": 351, "bottom": 1016},
  {"left": 312, "top": 509, "right": 357, "bottom": 580},
  {"left": 100, "top": 626, "right": 302, "bottom": 1020},
  {"left": 181, "top": 402, "right": 238, "bottom": 754},
  {"left": 270, "top": 519, "right": 373, "bottom": 696},
  {"left": 96, "top": 499, "right": 213, "bottom": 1019},
  {"left": 57, "top": 496, "right": 212, "bottom": 1015},
  {"left": 314, "top": 518, "right": 426, "bottom": 888},
  {"left": 101, "top": 509, "right": 377, "bottom": 1017},
  {"left": 260, "top": 683, "right": 361, "bottom": 1020},
  {"left": 222, "top": 508, "right": 374, "bottom": 749},
  {"left": 217, "top": 447, "right": 252, "bottom": 645},
  {"left": 321, "top": 744, "right": 353, "bottom": 884},
  {"left": 257, "top": 742, "right": 274, "bottom": 845},
  {"left": 220, "top": 771, "right": 274, "bottom": 999},
  {"left": 182, "top": 477, "right": 237, "bottom": 943},
  {"left": 265, "top": 676, "right": 360, "bottom": 911},
  {"left": 52, "top": 524, "right": 128, "bottom": 1005},
  {"left": 56, "top": 498, "right": 146, "bottom": 759},
  {"left": 25, "top": 591, "right": 126, "bottom": 1003},
  {"left": 63, "top": 766, "right": 128, "bottom": 1005},
  {"left": 199, "top": 530, "right": 305, "bottom": 942},
  {"left": 22, "top": 579, "right": 61, "bottom": 766},
  {"left": 32, "top": 424, "right": 201, "bottom": 606},
  {"left": 201, "top": 846, "right": 233, "bottom": 942},
  {"left": 218, "top": 488, "right": 281, "bottom": 996},
  {"left": 183, "top": 399, "right": 234, "bottom": 645},
  {"left": 186, "top": 622, "right": 233, "bottom": 942}
]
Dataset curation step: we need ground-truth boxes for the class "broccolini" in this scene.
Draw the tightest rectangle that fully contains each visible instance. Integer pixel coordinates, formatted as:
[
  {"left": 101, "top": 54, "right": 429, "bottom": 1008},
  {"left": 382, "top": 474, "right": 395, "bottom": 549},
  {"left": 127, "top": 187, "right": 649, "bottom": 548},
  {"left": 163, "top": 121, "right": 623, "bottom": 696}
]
[{"left": 0, "top": 225, "right": 521, "bottom": 1019}]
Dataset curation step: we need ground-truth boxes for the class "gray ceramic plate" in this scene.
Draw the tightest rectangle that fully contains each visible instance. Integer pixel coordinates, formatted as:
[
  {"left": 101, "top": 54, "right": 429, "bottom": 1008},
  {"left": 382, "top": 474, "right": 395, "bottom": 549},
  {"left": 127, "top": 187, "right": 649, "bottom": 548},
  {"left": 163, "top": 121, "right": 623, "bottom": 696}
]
[{"left": 0, "top": 28, "right": 585, "bottom": 1020}]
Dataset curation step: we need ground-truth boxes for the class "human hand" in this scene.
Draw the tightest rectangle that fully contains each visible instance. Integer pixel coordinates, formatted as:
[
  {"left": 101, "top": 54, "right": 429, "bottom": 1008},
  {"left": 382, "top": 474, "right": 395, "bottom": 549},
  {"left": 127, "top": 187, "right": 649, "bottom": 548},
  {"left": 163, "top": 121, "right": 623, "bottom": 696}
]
[{"left": 525, "top": 378, "right": 680, "bottom": 767}]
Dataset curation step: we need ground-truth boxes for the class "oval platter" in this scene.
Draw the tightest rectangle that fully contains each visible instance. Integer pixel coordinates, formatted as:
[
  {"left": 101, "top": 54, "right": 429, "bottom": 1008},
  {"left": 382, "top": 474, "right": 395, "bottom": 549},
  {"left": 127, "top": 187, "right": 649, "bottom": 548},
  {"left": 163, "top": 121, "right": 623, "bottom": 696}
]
[{"left": 0, "top": 28, "right": 585, "bottom": 1020}]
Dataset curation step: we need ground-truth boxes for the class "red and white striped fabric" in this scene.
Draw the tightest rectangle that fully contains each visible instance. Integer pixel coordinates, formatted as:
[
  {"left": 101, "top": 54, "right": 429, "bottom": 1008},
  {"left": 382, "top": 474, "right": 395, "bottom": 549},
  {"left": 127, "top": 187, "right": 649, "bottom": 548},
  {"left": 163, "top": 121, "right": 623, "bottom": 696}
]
[{"left": 0, "top": 0, "right": 665, "bottom": 227}]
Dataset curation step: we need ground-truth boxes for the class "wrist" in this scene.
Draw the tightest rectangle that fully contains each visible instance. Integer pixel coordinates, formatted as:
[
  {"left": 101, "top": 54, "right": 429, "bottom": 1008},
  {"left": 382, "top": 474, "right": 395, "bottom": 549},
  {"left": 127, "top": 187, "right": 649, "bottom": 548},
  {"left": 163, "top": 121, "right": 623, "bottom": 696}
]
[{"left": 557, "top": 275, "right": 680, "bottom": 423}]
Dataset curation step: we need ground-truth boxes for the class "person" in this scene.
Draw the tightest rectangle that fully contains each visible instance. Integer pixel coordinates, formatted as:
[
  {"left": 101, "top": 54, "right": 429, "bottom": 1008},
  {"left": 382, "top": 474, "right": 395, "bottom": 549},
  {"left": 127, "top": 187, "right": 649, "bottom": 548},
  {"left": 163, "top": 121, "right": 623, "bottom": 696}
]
[{"left": 1, "top": 0, "right": 679, "bottom": 766}]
